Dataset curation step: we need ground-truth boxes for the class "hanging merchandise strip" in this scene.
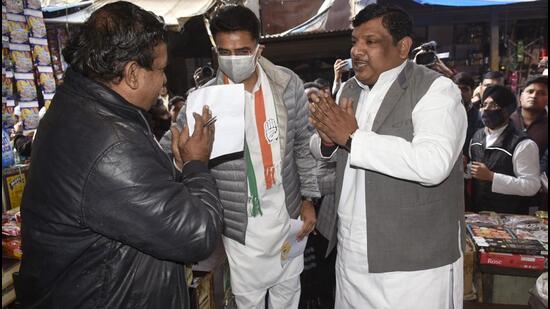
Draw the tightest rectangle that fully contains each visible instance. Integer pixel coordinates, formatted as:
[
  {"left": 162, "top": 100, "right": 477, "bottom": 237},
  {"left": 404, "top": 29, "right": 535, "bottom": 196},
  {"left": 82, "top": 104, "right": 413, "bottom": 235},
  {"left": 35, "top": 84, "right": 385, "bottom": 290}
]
[{"left": 2, "top": 0, "right": 56, "bottom": 136}]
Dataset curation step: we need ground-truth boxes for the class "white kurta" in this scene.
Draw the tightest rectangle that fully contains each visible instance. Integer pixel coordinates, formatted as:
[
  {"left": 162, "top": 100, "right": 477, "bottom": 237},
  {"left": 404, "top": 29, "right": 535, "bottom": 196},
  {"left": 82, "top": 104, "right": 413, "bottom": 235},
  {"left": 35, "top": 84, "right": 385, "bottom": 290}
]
[
  {"left": 222, "top": 66, "right": 303, "bottom": 308},
  {"left": 335, "top": 61, "right": 467, "bottom": 309}
]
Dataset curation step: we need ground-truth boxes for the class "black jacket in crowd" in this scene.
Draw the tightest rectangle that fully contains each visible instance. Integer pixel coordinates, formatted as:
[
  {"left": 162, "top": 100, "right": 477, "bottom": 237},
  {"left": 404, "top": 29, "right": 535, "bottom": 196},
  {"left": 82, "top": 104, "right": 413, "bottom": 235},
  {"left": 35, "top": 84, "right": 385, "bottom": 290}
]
[
  {"left": 18, "top": 69, "right": 223, "bottom": 309},
  {"left": 469, "top": 123, "right": 531, "bottom": 214}
]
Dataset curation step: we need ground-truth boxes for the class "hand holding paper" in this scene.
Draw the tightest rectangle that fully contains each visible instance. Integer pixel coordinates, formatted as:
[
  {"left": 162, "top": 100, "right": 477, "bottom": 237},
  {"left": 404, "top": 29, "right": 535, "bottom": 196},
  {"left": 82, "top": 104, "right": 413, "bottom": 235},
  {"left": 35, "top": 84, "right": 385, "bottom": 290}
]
[
  {"left": 281, "top": 219, "right": 309, "bottom": 266},
  {"left": 171, "top": 105, "right": 214, "bottom": 167},
  {"left": 186, "top": 84, "right": 245, "bottom": 159}
]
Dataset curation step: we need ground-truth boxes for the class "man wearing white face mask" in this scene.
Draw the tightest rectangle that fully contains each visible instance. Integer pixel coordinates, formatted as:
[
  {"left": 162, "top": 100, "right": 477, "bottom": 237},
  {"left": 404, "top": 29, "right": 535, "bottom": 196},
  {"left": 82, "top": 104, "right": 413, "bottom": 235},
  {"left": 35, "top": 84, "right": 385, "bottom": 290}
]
[{"left": 161, "top": 5, "right": 319, "bottom": 309}]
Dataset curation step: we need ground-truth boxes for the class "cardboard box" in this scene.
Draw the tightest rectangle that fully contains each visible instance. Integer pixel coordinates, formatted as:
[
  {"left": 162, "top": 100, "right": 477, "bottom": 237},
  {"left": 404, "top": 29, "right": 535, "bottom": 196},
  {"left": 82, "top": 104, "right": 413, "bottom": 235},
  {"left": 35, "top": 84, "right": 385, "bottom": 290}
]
[
  {"left": 479, "top": 252, "right": 547, "bottom": 270},
  {"left": 189, "top": 271, "right": 213, "bottom": 309}
]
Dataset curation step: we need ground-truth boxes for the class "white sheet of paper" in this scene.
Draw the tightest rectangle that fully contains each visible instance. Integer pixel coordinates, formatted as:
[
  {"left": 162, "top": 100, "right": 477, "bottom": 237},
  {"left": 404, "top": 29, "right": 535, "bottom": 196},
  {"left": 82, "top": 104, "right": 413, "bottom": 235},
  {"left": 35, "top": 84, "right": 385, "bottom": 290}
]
[
  {"left": 185, "top": 84, "right": 245, "bottom": 159},
  {"left": 288, "top": 218, "right": 308, "bottom": 258}
]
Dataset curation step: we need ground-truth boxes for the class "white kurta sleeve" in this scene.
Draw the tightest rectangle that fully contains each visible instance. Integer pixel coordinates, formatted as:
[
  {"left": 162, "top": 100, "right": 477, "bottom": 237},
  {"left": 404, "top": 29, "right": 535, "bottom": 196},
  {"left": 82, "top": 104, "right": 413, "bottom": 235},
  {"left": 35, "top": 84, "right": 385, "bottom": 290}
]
[
  {"left": 349, "top": 77, "right": 467, "bottom": 186},
  {"left": 491, "top": 139, "right": 541, "bottom": 196},
  {"left": 309, "top": 133, "right": 338, "bottom": 160}
]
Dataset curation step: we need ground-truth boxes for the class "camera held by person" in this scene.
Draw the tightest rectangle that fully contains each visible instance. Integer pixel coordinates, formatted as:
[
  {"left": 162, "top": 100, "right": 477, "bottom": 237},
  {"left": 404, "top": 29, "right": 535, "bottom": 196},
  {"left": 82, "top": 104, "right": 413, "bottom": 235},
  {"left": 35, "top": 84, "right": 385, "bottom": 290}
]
[{"left": 412, "top": 41, "right": 455, "bottom": 78}]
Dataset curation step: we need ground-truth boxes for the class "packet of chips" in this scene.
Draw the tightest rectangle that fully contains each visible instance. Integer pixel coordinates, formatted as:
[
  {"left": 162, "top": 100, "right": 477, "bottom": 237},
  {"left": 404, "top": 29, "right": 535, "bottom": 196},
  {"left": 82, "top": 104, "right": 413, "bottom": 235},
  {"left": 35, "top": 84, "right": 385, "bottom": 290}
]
[
  {"left": 24, "top": 9, "right": 46, "bottom": 38},
  {"left": 9, "top": 43, "right": 33, "bottom": 72},
  {"left": 7, "top": 14, "right": 29, "bottom": 44},
  {"left": 37, "top": 66, "right": 56, "bottom": 93},
  {"left": 14, "top": 72, "right": 37, "bottom": 101},
  {"left": 29, "top": 37, "right": 51, "bottom": 66},
  {"left": 2, "top": 71, "right": 15, "bottom": 98},
  {"left": 25, "top": 0, "right": 42, "bottom": 10},
  {"left": 2, "top": 39, "right": 14, "bottom": 71},
  {"left": 20, "top": 102, "right": 40, "bottom": 131},
  {"left": 5, "top": 0, "right": 24, "bottom": 14},
  {"left": 2, "top": 98, "right": 17, "bottom": 128},
  {"left": 2, "top": 12, "right": 8, "bottom": 36}
]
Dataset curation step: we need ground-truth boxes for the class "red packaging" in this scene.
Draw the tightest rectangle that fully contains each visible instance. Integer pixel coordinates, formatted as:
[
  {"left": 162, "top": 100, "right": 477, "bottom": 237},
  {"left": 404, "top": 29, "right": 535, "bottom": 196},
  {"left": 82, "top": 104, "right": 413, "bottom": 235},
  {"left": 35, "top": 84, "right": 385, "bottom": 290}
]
[
  {"left": 2, "top": 236, "right": 22, "bottom": 260},
  {"left": 479, "top": 251, "right": 546, "bottom": 270}
]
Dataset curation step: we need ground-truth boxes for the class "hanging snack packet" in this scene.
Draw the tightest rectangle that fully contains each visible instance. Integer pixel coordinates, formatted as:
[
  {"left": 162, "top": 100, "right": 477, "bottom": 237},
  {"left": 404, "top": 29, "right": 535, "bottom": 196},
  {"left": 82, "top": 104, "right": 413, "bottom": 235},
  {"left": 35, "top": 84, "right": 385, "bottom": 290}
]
[
  {"left": 2, "top": 98, "right": 18, "bottom": 128},
  {"left": 7, "top": 13, "right": 29, "bottom": 44},
  {"left": 9, "top": 43, "right": 33, "bottom": 72},
  {"left": 5, "top": 0, "right": 24, "bottom": 14},
  {"left": 20, "top": 102, "right": 40, "bottom": 131},
  {"left": 2, "top": 12, "right": 8, "bottom": 36},
  {"left": 37, "top": 66, "right": 56, "bottom": 93},
  {"left": 25, "top": 9, "right": 46, "bottom": 38},
  {"left": 14, "top": 72, "right": 37, "bottom": 101},
  {"left": 2, "top": 70, "right": 15, "bottom": 98},
  {"left": 2, "top": 36, "right": 12, "bottom": 71},
  {"left": 25, "top": 0, "right": 42, "bottom": 10},
  {"left": 29, "top": 37, "right": 51, "bottom": 66}
]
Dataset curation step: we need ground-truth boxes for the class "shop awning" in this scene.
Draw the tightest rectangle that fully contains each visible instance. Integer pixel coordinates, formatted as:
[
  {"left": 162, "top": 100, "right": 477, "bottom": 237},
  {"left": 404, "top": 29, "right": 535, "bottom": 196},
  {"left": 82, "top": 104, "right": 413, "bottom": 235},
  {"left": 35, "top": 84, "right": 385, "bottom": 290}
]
[
  {"left": 271, "top": 0, "right": 336, "bottom": 37},
  {"left": 42, "top": 0, "right": 216, "bottom": 26},
  {"left": 413, "top": 0, "right": 538, "bottom": 6}
]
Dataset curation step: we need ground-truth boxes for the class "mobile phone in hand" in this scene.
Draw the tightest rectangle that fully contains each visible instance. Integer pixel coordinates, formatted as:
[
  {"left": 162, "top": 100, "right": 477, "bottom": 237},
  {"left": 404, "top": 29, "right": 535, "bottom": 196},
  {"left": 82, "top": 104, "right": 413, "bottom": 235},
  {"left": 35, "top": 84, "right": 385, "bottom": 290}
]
[{"left": 342, "top": 58, "right": 352, "bottom": 71}]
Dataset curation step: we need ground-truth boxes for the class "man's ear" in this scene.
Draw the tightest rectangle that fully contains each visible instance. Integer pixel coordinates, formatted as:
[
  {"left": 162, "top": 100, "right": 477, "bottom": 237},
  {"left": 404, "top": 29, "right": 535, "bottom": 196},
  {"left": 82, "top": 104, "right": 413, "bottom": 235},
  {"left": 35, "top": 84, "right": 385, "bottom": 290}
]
[
  {"left": 257, "top": 44, "right": 265, "bottom": 58},
  {"left": 399, "top": 37, "right": 413, "bottom": 60},
  {"left": 123, "top": 61, "right": 140, "bottom": 90}
]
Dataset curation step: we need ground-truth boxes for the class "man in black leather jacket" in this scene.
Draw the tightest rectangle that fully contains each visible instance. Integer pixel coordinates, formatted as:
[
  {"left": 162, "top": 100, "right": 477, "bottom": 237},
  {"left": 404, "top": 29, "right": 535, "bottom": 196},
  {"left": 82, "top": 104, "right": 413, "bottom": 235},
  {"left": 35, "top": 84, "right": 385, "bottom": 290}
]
[{"left": 18, "top": 2, "right": 223, "bottom": 308}]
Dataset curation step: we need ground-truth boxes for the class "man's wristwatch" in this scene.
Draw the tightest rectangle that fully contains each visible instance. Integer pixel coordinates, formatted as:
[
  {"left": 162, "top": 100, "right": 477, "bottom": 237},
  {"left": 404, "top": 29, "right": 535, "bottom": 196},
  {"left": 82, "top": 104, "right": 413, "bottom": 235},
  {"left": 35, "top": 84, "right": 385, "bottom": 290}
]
[{"left": 344, "top": 130, "right": 356, "bottom": 152}]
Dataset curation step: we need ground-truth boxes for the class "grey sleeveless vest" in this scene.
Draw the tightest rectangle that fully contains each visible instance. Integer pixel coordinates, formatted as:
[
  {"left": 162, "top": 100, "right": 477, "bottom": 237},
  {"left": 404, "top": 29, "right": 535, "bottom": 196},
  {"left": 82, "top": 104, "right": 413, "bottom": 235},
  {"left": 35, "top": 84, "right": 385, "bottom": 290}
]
[{"left": 329, "top": 61, "right": 465, "bottom": 273}]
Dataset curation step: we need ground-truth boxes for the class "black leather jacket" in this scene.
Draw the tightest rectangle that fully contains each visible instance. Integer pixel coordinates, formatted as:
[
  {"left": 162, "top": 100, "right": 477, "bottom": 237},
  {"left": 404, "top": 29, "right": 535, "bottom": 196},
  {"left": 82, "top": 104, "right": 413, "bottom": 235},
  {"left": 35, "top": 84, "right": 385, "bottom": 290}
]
[{"left": 19, "top": 69, "right": 223, "bottom": 309}]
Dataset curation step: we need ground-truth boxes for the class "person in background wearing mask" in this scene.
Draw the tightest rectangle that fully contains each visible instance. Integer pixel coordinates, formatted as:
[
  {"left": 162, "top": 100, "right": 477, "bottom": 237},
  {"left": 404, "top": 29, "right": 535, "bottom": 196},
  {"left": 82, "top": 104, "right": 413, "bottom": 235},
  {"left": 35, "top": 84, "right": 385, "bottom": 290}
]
[
  {"left": 161, "top": 5, "right": 319, "bottom": 309},
  {"left": 469, "top": 85, "right": 541, "bottom": 214},
  {"left": 471, "top": 71, "right": 505, "bottom": 107}
]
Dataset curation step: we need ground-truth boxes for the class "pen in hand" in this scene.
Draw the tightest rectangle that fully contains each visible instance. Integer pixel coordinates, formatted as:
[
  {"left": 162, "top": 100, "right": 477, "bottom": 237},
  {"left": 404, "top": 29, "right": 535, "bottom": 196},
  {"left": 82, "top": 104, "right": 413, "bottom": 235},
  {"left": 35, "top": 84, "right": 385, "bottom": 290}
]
[{"left": 203, "top": 115, "right": 217, "bottom": 128}]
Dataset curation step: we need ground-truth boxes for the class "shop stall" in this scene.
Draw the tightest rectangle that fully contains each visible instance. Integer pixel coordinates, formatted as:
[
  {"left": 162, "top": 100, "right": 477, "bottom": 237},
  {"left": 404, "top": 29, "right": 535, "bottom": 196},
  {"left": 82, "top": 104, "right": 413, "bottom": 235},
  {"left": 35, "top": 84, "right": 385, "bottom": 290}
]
[{"left": 465, "top": 212, "right": 548, "bottom": 305}]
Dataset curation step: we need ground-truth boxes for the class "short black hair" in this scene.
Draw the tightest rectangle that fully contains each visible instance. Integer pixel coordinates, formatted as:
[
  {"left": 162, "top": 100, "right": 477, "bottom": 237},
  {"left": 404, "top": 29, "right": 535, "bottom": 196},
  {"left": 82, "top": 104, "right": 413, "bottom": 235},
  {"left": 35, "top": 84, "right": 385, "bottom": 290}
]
[
  {"left": 314, "top": 78, "right": 331, "bottom": 89},
  {"left": 169, "top": 96, "right": 185, "bottom": 109},
  {"left": 524, "top": 74, "right": 548, "bottom": 89},
  {"left": 62, "top": 1, "right": 165, "bottom": 83},
  {"left": 483, "top": 71, "right": 504, "bottom": 81},
  {"left": 210, "top": 5, "right": 260, "bottom": 41},
  {"left": 453, "top": 72, "right": 475, "bottom": 89},
  {"left": 352, "top": 4, "right": 412, "bottom": 44},
  {"left": 304, "top": 82, "right": 323, "bottom": 90},
  {"left": 193, "top": 64, "right": 215, "bottom": 87}
]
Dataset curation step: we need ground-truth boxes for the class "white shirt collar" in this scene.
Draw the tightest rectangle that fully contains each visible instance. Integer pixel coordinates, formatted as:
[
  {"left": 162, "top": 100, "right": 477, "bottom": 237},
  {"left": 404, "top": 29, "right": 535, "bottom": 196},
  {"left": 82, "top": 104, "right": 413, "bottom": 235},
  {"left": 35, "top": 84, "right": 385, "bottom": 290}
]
[
  {"left": 252, "top": 65, "right": 263, "bottom": 93},
  {"left": 354, "top": 60, "right": 408, "bottom": 91},
  {"left": 484, "top": 123, "right": 508, "bottom": 137}
]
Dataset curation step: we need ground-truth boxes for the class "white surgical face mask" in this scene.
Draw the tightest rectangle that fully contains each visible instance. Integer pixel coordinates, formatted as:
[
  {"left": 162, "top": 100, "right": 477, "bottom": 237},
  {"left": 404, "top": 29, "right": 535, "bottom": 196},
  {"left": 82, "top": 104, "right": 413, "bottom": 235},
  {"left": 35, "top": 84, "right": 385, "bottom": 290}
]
[{"left": 217, "top": 46, "right": 259, "bottom": 83}]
